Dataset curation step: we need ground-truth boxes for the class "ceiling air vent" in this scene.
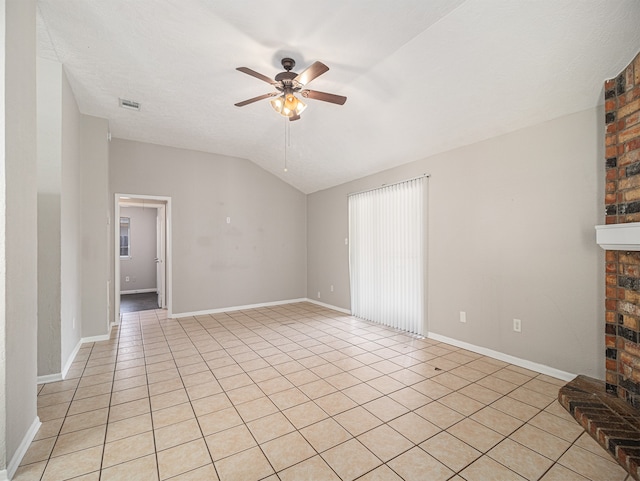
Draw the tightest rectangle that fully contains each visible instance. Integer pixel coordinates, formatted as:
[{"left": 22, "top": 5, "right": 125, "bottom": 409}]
[{"left": 119, "top": 98, "right": 140, "bottom": 111}]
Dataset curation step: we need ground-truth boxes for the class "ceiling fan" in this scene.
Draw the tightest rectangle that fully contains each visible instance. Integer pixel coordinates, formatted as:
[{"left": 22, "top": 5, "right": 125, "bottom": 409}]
[{"left": 234, "top": 58, "right": 347, "bottom": 121}]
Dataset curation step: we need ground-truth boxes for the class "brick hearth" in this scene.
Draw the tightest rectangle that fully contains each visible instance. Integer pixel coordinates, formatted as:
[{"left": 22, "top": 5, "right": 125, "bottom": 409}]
[{"left": 559, "top": 376, "right": 640, "bottom": 480}]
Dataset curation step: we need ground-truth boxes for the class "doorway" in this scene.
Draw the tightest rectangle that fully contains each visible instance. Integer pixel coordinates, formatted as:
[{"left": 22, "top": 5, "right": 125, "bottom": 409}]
[{"left": 114, "top": 194, "right": 172, "bottom": 323}]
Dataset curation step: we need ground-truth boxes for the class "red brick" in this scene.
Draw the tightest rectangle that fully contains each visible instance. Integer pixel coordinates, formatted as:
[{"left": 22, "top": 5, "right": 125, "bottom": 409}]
[
  {"left": 619, "top": 124, "right": 640, "bottom": 144},
  {"left": 623, "top": 316, "right": 639, "bottom": 330},
  {"left": 606, "top": 298, "right": 619, "bottom": 311},
  {"left": 623, "top": 189, "right": 640, "bottom": 202},
  {"left": 620, "top": 147, "right": 640, "bottom": 167},
  {"left": 623, "top": 111, "right": 640, "bottom": 129},
  {"left": 624, "top": 340, "right": 640, "bottom": 358},
  {"left": 626, "top": 84, "right": 640, "bottom": 102},
  {"left": 619, "top": 98, "right": 640, "bottom": 119},
  {"left": 627, "top": 65, "right": 636, "bottom": 90},
  {"left": 624, "top": 138, "right": 640, "bottom": 153},
  {"left": 618, "top": 173, "right": 640, "bottom": 190},
  {"left": 619, "top": 252, "right": 640, "bottom": 264},
  {"left": 619, "top": 300, "right": 640, "bottom": 316}
]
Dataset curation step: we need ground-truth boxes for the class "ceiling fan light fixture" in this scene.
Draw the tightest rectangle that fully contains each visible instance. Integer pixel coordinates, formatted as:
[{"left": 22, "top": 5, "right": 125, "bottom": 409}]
[
  {"left": 271, "top": 94, "right": 306, "bottom": 118},
  {"left": 270, "top": 96, "right": 284, "bottom": 114}
]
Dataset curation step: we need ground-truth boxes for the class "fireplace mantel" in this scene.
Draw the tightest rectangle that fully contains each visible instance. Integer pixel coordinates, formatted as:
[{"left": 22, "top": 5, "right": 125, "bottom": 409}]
[{"left": 595, "top": 222, "right": 640, "bottom": 251}]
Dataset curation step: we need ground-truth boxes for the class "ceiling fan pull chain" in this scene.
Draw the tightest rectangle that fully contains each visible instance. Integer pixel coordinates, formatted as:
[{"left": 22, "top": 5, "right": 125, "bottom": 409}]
[{"left": 284, "top": 118, "right": 288, "bottom": 172}]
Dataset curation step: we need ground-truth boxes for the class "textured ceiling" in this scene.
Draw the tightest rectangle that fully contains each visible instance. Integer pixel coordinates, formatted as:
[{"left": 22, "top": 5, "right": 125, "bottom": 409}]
[{"left": 37, "top": 0, "right": 640, "bottom": 194}]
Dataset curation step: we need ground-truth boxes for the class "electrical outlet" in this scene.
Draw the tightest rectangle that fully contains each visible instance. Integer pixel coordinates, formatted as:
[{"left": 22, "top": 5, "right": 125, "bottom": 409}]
[
  {"left": 72, "top": 317, "right": 75, "bottom": 329},
  {"left": 513, "top": 318, "right": 522, "bottom": 332},
  {"left": 317, "top": 291, "right": 321, "bottom": 299},
  {"left": 330, "top": 285, "right": 334, "bottom": 292},
  {"left": 460, "top": 311, "right": 466, "bottom": 323},
  {"left": 125, "top": 276, "right": 130, "bottom": 282}
]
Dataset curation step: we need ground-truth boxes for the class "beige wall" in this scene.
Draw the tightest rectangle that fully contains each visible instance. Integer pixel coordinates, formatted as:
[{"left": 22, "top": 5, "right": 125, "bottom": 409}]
[
  {"left": 79, "top": 115, "right": 110, "bottom": 338},
  {"left": 37, "top": 58, "right": 62, "bottom": 376},
  {"left": 2, "top": 0, "right": 38, "bottom": 472},
  {"left": 59, "top": 66, "right": 82, "bottom": 366},
  {"left": 109, "top": 139, "right": 307, "bottom": 315},
  {"left": 308, "top": 107, "right": 605, "bottom": 379}
]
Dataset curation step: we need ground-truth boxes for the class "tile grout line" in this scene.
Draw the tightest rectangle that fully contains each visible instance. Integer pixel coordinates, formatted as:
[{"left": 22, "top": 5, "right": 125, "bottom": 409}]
[{"left": 28, "top": 302, "right": 623, "bottom": 481}]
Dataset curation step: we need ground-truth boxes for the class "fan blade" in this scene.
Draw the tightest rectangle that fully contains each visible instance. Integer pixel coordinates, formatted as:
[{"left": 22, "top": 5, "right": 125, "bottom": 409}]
[
  {"left": 289, "top": 114, "right": 301, "bottom": 122},
  {"left": 300, "top": 89, "right": 347, "bottom": 105},
  {"left": 236, "top": 67, "right": 278, "bottom": 85},
  {"left": 294, "top": 61, "right": 329, "bottom": 86},
  {"left": 234, "top": 92, "right": 278, "bottom": 107}
]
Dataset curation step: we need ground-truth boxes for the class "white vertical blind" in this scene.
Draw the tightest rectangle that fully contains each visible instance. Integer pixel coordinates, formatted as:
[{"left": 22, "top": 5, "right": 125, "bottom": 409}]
[{"left": 349, "top": 177, "right": 426, "bottom": 335}]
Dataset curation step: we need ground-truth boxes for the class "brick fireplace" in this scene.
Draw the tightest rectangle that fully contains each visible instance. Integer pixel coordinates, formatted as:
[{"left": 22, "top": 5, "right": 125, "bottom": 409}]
[
  {"left": 604, "top": 51, "right": 640, "bottom": 408},
  {"left": 559, "top": 51, "right": 640, "bottom": 481}
]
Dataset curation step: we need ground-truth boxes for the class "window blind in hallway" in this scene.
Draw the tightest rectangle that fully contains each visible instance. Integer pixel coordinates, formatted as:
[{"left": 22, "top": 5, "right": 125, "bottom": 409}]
[{"left": 348, "top": 176, "right": 426, "bottom": 336}]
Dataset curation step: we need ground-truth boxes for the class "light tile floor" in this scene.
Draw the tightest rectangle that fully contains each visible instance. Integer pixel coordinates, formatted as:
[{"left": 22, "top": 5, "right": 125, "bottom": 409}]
[{"left": 17, "top": 302, "right": 632, "bottom": 481}]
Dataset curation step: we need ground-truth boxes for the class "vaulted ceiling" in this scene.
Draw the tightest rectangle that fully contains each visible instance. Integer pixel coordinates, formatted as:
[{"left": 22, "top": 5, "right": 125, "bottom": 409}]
[{"left": 37, "top": 1, "right": 640, "bottom": 193}]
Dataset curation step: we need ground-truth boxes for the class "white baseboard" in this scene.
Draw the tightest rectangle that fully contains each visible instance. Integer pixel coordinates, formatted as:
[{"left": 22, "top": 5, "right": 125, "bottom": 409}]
[
  {"left": 37, "top": 373, "right": 62, "bottom": 385},
  {"left": 172, "top": 298, "right": 308, "bottom": 318},
  {"left": 7, "top": 416, "right": 41, "bottom": 479},
  {"left": 121, "top": 288, "right": 157, "bottom": 295},
  {"left": 61, "top": 338, "right": 83, "bottom": 380},
  {"left": 427, "top": 332, "right": 576, "bottom": 381},
  {"left": 58, "top": 324, "right": 114, "bottom": 381},
  {"left": 81, "top": 332, "right": 112, "bottom": 344},
  {"left": 305, "top": 298, "right": 351, "bottom": 315}
]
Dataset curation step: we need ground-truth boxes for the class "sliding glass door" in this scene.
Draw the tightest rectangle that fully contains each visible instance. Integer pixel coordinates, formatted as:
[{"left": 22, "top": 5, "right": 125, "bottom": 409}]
[{"left": 348, "top": 177, "right": 426, "bottom": 335}]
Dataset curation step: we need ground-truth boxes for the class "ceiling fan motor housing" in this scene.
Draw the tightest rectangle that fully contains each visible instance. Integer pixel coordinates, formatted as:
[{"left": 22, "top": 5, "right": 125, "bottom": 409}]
[{"left": 281, "top": 58, "right": 295, "bottom": 71}]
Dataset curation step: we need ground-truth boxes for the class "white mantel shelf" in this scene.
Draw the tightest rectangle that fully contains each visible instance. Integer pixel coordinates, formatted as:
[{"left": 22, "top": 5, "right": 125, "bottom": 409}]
[{"left": 595, "top": 222, "right": 640, "bottom": 251}]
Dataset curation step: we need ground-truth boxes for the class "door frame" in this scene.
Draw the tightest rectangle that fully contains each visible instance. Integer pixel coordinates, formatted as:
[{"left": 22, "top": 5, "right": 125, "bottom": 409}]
[{"left": 114, "top": 193, "right": 172, "bottom": 323}]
